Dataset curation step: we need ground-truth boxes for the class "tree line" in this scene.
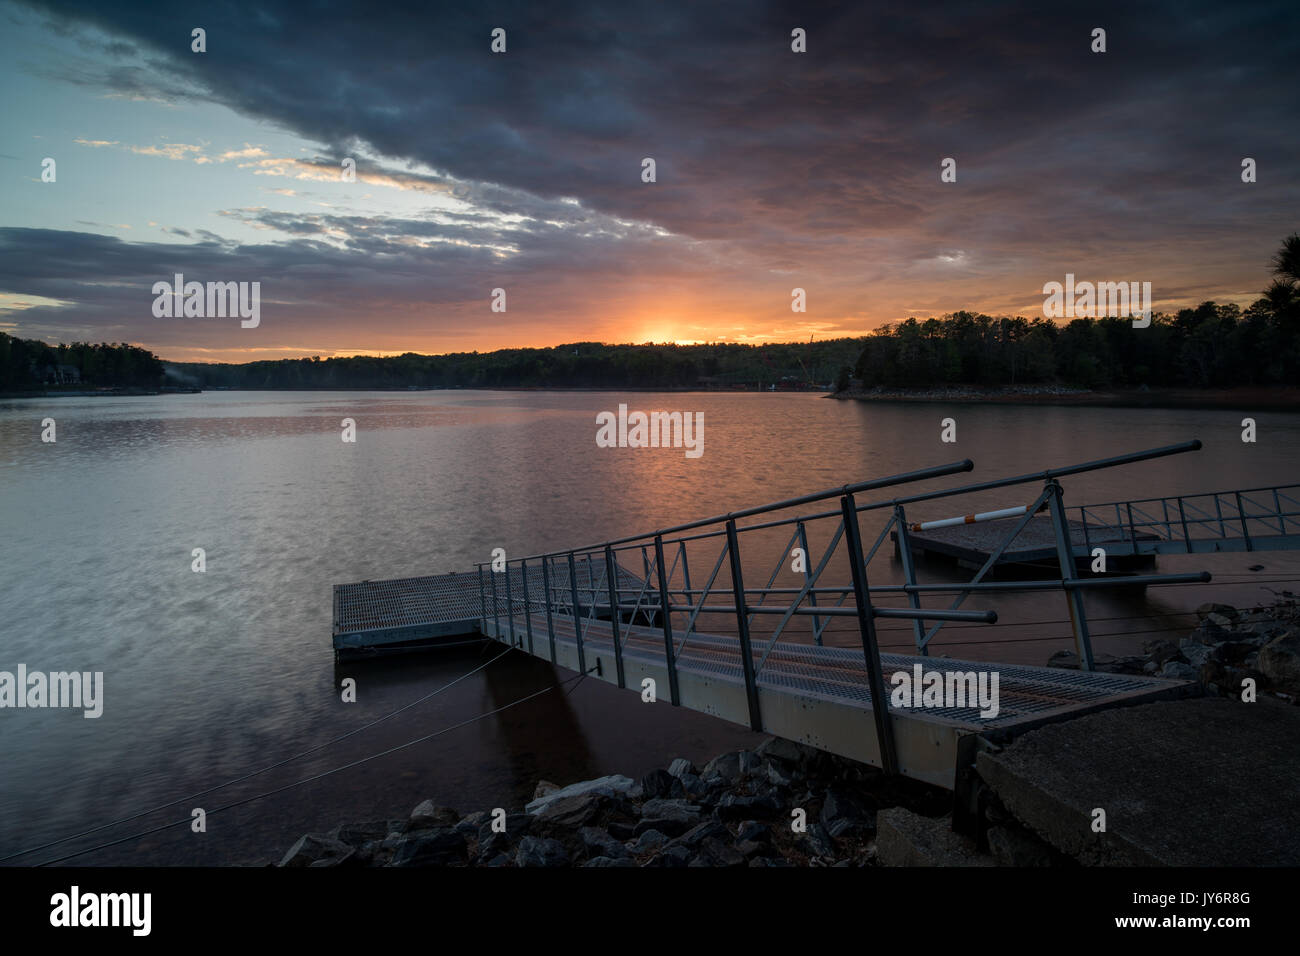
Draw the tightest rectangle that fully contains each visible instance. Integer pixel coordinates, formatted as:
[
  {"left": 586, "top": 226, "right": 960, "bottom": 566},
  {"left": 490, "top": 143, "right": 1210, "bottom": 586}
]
[
  {"left": 165, "top": 340, "right": 865, "bottom": 390},
  {"left": 0, "top": 334, "right": 165, "bottom": 391},
  {"left": 851, "top": 234, "right": 1300, "bottom": 390}
]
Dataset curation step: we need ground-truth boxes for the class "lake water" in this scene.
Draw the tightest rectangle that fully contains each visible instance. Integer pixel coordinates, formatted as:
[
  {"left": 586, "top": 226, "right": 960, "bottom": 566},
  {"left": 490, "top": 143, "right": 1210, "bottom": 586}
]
[{"left": 1, "top": 390, "right": 1297, "bottom": 865}]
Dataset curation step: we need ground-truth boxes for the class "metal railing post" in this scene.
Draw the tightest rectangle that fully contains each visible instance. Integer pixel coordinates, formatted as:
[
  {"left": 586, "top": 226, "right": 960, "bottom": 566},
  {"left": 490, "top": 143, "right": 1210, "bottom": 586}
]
[
  {"left": 654, "top": 534, "right": 681, "bottom": 706},
  {"left": 725, "top": 519, "right": 763, "bottom": 731},
  {"left": 505, "top": 560, "right": 517, "bottom": 646},
  {"left": 840, "top": 493, "right": 898, "bottom": 776},
  {"left": 477, "top": 563, "right": 487, "bottom": 633},
  {"left": 1235, "top": 492, "right": 1253, "bottom": 551},
  {"left": 541, "top": 555, "right": 557, "bottom": 663},
  {"left": 490, "top": 561, "right": 501, "bottom": 640},
  {"left": 605, "top": 545, "right": 626, "bottom": 689},
  {"left": 568, "top": 551, "right": 587, "bottom": 675},
  {"left": 894, "top": 505, "right": 926, "bottom": 655},
  {"left": 520, "top": 557, "right": 535, "bottom": 654},
  {"left": 795, "top": 520, "right": 824, "bottom": 646},
  {"left": 1046, "top": 479, "right": 1094, "bottom": 671}
]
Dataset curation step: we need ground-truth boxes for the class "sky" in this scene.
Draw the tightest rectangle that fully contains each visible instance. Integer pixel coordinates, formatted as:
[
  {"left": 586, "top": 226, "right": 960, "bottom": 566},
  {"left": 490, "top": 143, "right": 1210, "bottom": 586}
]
[{"left": 1, "top": 0, "right": 1297, "bottom": 363}]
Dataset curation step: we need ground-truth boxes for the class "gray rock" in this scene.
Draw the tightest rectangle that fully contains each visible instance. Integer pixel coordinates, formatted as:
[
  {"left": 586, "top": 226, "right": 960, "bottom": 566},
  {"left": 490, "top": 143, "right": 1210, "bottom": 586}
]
[
  {"left": 406, "top": 800, "right": 460, "bottom": 831},
  {"left": 667, "top": 758, "right": 696, "bottom": 778},
  {"left": 641, "top": 768, "right": 680, "bottom": 800},
  {"left": 1160, "top": 660, "right": 1199, "bottom": 681},
  {"left": 632, "top": 829, "right": 669, "bottom": 853},
  {"left": 796, "top": 822, "right": 836, "bottom": 859},
  {"left": 532, "top": 780, "right": 560, "bottom": 801},
  {"left": 584, "top": 855, "right": 635, "bottom": 867},
  {"left": 640, "top": 798, "right": 701, "bottom": 825},
  {"left": 702, "top": 751, "right": 742, "bottom": 782},
  {"left": 649, "top": 845, "right": 691, "bottom": 867},
  {"left": 579, "top": 826, "right": 629, "bottom": 860},
  {"left": 755, "top": 737, "right": 808, "bottom": 765},
  {"left": 477, "top": 813, "right": 531, "bottom": 859},
  {"left": 1259, "top": 628, "right": 1300, "bottom": 691},
  {"left": 484, "top": 852, "right": 511, "bottom": 867},
  {"left": 532, "top": 792, "right": 609, "bottom": 829},
  {"left": 700, "top": 770, "right": 729, "bottom": 791},
  {"left": 279, "top": 832, "right": 354, "bottom": 868},
  {"left": 738, "top": 751, "right": 763, "bottom": 777},
  {"left": 390, "top": 828, "right": 467, "bottom": 866},
  {"left": 677, "top": 772, "right": 707, "bottom": 798},
  {"left": 524, "top": 775, "right": 639, "bottom": 815},
  {"left": 669, "top": 820, "right": 728, "bottom": 850},
  {"left": 736, "top": 820, "right": 769, "bottom": 843},
  {"left": 735, "top": 839, "right": 768, "bottom": 858},
  {"left": 1196, "top": 603, "right": 1238, "bottom": 621},
  {"left": 820, "top": 789, "right": 874, "bottom": 839},
  {"left": 515, "top": 836, "right": 569, "bottom": 868},
  {"left": 1179, "top": 640, "right": 1215, "bottom": 668},
  {"left": 716, "top": 792, "right": 782, "bottom": 820},
  {"left": 749, "top": 856, "right": 794, "bottom": 867},
  {"left": 307, "top": 851, "right": 356, "bottom": 868},
  {"left": 454, "top": 810, "right": 489, "bottom": 835},
  {"left": 767, "top": 762, "right": 795, "bottom": 788}
]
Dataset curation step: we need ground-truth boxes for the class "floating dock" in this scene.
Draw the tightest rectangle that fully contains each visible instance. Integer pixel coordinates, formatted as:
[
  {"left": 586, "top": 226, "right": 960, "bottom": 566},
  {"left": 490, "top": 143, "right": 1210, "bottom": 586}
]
[
  {"left": 332, "top": 562, "right": 650, "bottom": 659},
  {"left": 898, "top": 515, "right": 1160, "bottom": 571}
]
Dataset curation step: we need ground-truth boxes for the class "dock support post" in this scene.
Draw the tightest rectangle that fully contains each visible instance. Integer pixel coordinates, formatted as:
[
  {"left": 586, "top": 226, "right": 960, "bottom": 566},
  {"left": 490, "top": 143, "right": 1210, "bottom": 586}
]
[
  {"left": 605, "top": 546, "right": 626, "bottom": 689},
  {"left": 894, "top": 505, "right": 926, "bottom": 656},
  {"left": 520, "top": 558, "right": 535, "bottom": 655},
  {"left": 841, "top": 493, "right": 898, "bottom": 776},
  {"left": 490, "top": 564, "right": 501, "bottom": 642},
  {"left": 654, "top": 534, "right": 680, "bottom": 706},
  {"left": 1046, "top": 479, "right": 1095, "bottom": 671},
  {"left": 725, "top": 518, "right": 763, "bottom": 732},
  {"left": 541, "top": 555, "right": 557, "bottom": 664},
  {"left": 477, "top": 563, "right": 487, "bottom": 633},
  {"left": 568, "top": 552, "right": 587, "bottom": 675},
  {"left": 505, "top": 561, "right": 517, "bottom": 647}
]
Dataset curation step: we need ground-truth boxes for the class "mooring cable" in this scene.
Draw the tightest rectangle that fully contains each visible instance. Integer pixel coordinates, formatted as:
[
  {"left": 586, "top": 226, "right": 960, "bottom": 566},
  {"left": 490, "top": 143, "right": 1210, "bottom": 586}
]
[
  {"left": 0, "top": 643, "right": 517, "bottom": 864},
  {"left": 32, "top": 666, "right": 594, "bottom": 867}
]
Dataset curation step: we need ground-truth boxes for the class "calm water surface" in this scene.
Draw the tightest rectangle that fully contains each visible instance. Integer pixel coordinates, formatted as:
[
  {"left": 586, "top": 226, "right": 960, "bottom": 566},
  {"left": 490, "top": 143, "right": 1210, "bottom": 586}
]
[{"left": 1, "top": 390, "right": 1297, "bottom": 864}]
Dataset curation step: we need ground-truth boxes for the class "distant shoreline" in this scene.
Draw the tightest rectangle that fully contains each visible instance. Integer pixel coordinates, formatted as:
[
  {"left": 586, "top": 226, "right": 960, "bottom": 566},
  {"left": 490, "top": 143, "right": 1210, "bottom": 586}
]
[
  {"left": 6, "top": 385, "right": 1299, "bottom": 410},
  {"left": 830, "top": 385, "right": 1300, "bottom": 411}
]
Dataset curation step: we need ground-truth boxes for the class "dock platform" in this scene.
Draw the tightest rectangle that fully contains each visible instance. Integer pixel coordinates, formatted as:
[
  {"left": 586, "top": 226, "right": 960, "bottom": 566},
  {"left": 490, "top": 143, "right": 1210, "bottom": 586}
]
[
  {"left": 332, "top": 562, "right": 651, "bottom": 659},
  {"left": 899, "top": 515, "right": 1160, "bottom": 571}
]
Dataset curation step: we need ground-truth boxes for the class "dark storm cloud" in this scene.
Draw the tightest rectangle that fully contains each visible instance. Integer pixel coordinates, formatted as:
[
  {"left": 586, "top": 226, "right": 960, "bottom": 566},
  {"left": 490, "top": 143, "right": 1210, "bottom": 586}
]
[
  {"left": 23, "top": 0, "right": 1299, "bottom": 239},
  {"left": 7, "top": 0, "right": 1300, "bottom": 355}
]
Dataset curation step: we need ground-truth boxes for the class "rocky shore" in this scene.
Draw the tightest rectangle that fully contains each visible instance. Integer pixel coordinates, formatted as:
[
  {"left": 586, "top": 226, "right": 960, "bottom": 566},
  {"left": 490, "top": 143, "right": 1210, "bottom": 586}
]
[
  {"left": 1048, "top": 597, "right": 1300, "bottom": 702},
  {"left": 277, "top": 736, "right": 955, "bottom": 868},
  {"left": 277, "top": 598, "right": 1298, "bottom": 868}
]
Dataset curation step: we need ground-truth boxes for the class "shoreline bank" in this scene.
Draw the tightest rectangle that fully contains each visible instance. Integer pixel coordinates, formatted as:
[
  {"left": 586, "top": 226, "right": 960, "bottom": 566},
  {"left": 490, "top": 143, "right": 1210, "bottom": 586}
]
[{"left": 830, "top": 384, "right": 1300, "bottom": 410}]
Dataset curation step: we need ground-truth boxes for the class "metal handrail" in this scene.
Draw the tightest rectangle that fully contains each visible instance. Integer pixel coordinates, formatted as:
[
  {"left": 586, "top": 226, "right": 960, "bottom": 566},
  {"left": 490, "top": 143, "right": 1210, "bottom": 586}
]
[{"left": 477, "top": 440, "right": 1212, "bottom": 775}]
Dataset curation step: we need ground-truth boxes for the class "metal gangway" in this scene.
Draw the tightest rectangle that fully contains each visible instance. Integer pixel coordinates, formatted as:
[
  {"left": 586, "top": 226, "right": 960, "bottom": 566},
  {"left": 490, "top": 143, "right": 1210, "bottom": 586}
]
[{"left": 472, "top": 441, "right": 1214, "bottom": 787}]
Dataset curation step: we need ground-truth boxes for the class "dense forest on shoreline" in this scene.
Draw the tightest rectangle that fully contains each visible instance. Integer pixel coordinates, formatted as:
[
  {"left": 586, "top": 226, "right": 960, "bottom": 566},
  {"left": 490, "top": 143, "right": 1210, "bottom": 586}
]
[
  {"left": 0, "top": 334, "right": 164, "bottom": 391},
  {"left": 855, "top": 234, "right": 1300, "bottom": 390},
  {"left": 165, "top": 339, "right": 866, "bottom": 390}
]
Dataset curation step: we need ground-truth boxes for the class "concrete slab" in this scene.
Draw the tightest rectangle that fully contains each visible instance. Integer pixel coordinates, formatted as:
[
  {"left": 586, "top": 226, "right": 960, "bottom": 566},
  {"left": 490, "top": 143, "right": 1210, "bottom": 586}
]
[{"left": 976, "top": 697, "right": 1300, "bottom": 865}]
